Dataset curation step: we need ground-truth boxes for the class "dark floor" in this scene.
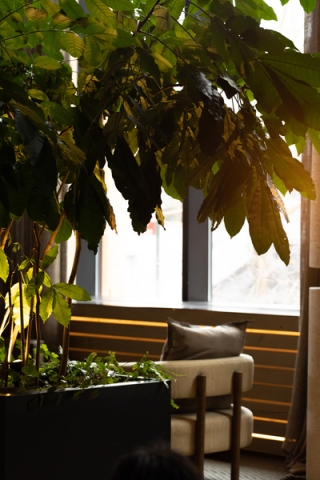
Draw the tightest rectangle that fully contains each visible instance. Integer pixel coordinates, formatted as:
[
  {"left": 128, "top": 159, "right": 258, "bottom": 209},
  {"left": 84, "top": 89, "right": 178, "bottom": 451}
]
[{"left": 204, "top": 451, "right": 289, "bottom": 480}]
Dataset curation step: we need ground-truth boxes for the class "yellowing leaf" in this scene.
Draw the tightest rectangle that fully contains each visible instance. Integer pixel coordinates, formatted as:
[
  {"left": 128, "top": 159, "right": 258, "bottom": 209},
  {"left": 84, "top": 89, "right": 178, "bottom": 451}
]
[
  {"left": 152, "top": 52, "right": 173, "bottom": 72},
  {"left": 51, "top": 12, "right": 74, "bottom": 29},
  {"left": 60, "top": 32, "right": 85, "bottom": 58},
  {"left": 40, "top": 0, "right": 61, "bottom": 16},
  {"left": 28, "top": 89, "right": 49, "bottom": 102},
  {"left": 33, "top": 56, "right": 62, "bottom": 70},
  {"left": 24, "top": 7, "right": 48, "bottom": 22}
]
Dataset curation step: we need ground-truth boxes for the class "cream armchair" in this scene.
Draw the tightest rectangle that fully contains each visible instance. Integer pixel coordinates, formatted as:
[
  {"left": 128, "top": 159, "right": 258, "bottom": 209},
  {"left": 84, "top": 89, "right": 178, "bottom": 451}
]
[{"left": 158, "top": 354, "right": 254, "bottom": 480}]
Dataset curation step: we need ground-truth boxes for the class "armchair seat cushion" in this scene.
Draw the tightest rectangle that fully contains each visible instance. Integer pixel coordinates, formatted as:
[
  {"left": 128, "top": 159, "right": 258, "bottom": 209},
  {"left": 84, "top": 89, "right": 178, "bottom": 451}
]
[{"left": 171, "top": 406, "right": 253, "bottom": 456}]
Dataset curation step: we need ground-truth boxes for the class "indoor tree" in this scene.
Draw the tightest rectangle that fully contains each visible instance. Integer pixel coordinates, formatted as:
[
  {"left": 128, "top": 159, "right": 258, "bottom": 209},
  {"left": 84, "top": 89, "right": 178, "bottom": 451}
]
[{"left": 0, "top": 0, "right": 318, "bottom": 384}]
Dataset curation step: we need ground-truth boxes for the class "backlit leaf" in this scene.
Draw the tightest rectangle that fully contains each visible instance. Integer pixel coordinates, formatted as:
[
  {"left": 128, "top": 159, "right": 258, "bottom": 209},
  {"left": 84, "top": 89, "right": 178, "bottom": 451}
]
[
  {"left": 60, "top": 32, "right": 85, "bottom": 58},
  {"left": 85, "top": 0, "right": 116, "bottom": 25},
  {"left": 53, "top": 293, "right": 71, "bottom": 327},
  {"left": 54, "top": 217, "right": 73, "bottom": 244},
  {"left": 0, "top": 249, "right": 9, "bottom": 282},
  {"left": 33, "top": 56, "right": 62, "bottom": 70},
  {"left": 54, "top": 283, "right": 91, "bottom": 301},
  {"left": 25, "top": 272, "right": 45, "bottom": 299},
  {"left": 40, "top": 287, "right": 55, "bottom": 322},
  {"left": 299, "top": 0, "right": 316, "bottom": 13},
  {"left": 40, "top": 0, "right": 61, "bottom": 16},
  {"left": 224, "top": 199, "right": 246, "bottom": 237},
  {"left": 42, "top": 245, "right": 59, "bottom": 270}
]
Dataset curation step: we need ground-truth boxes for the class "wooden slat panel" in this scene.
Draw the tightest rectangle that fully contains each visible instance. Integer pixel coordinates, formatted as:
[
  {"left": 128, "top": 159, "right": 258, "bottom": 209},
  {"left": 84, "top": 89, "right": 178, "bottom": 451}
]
[
  {"left": 243, "top": 400, "right": 290, "bottom": 421},
  {"left": 253, "top": 366, "right": 294, "bottom": 386},
  {"left": 71, "top": 318, "right": 167, "bottom": 340},
  {"left": 69, "top": 334, "right": 163, "bottom": 357},
  {"left": 246, "top": 332, "right": 299, "bottom": 350},
  {"left": 253, "top": 419, "right": 287, "bottom": 438},
  {"left": 71, "top": 304, "right": 298, "bottom": 331},
  {"left": 249, "top": 384, "right": 292, "bottom": 403},
  {"left": 243, "top": 348, "right": 296, "bottom": 369}
]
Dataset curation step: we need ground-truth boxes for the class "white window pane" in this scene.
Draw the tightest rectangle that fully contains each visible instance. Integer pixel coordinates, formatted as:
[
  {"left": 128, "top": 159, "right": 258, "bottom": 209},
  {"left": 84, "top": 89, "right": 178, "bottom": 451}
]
[
  {"left": 212, "top": 191, "right": 300, "bottom": 313},
  {"left": 100, "top": 170, "right": 183, "bottom": 304}
]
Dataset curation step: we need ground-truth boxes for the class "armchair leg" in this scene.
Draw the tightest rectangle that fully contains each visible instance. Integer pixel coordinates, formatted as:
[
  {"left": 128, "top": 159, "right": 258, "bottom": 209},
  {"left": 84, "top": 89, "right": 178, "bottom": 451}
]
[
  {"left": 194, "top": 374, "right": 206, "bottom": 479},
  {"left": 231, "top": 371, "right": 242, "bottom": 480}
]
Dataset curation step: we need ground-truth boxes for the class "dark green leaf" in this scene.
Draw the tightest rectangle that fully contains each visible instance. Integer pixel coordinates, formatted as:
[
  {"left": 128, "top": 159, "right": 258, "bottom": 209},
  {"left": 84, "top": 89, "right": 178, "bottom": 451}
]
[
  {"left": 224, "top": 198, "right": 246, "bottom": 237},
  {"left": 235, "top": 0, "right": 277, "bottom": 21},
  {"left": 27, "top": 190, "right": 60, "bottom": 231},
  {"left": 266, "top": 137, "right": 316, "bottom": 199},
  {"left": 54, "top": 216, "right": 73, "bottom": 244}
]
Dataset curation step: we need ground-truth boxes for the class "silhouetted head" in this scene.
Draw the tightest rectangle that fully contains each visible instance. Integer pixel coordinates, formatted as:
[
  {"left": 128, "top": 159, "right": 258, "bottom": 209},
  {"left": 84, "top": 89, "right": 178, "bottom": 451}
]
[{"left": 110, "top": 444, "right": 202, "bottom": 480}]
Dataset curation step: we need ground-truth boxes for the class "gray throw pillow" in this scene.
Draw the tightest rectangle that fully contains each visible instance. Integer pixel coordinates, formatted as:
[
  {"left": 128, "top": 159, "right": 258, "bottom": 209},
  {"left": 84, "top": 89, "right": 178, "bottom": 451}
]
[{"left": 160, "top": 317, "right": 248, "bottom": 361}]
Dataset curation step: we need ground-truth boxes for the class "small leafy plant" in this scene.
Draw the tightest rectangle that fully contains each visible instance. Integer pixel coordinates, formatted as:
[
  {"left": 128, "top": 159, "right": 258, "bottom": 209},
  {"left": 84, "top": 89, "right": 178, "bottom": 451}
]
[{"left": 1, "top": 344, "right": 175, "bottom": 393}]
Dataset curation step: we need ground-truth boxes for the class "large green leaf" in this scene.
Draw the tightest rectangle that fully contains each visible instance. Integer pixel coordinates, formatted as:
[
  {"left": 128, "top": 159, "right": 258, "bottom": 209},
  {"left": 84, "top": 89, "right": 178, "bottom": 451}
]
[
  {"left": 54, "top": 283, "right": 91, "bottom": 301},
  {"left": 246, "top": 171, "right": 273, "bottom": 255},
  {"left": 85, "top": 0, "right": 116, "bottom": 25},
  {"left": 261, "top": 52, "right": 320, "bottom": 88},
  {"left": 0, "top": 249, "right": 9, "bottom": 282},
  {"left": 25, "top": 271, "right": 45, "bottom": 299},
  {"left": 59, "top": 0, "right": 85, "bottom": 19},
  {"left": 266, "top": 137, "right": 316, "bottom": 199},
  {"left": 41, "top": 101, "right": 73, "bottom": 126},
  {"left": 42, "top": 245, "right": 59, "bottom": 270},
  {"left": 235, "top": 0, "right": 277, "bottom": 21},
  {"left": 299, "top": 0, "right": 317, "bottom": 13},
  {"left": 275, "top": 72, "right": 320, "bottom": 130},
  {"left": 53, "top": 292, "right": 71, "bottom": 327},
  {"left": 39, "top": 287, "right": 55, "bottom": 322},
  {"left": 54, "top": 216, "right": 73, "bottom": 244},
  {"left": 40, "top": 0, "right": 61, "bottom": 16},
  {"left": 76, "top": 179, "right": 106, "bottom": 253},
  {"left": 84, "top": 35, "right": 104, "bottom": 66},
  {"left": 33, "top": 56, "right": 62, "bottom": 70},
  {"left": 224, "top": 198, "right": 246, "bottom": 237},
  {"left": 27, "top": 190, "right": 60, "bottom": 231}
]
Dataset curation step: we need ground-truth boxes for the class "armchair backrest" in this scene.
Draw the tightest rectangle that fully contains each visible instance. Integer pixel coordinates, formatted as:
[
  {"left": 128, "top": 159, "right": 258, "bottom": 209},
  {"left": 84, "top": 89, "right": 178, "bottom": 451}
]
[{"left": 158, "top": 353, "right": 254, "bottom": 399}]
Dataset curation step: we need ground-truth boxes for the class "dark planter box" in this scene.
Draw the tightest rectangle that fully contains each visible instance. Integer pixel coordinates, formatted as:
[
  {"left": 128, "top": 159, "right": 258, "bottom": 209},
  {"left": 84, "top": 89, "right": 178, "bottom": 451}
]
[{"left": 0, "top": 380, "right": 171, "bottom": 480}]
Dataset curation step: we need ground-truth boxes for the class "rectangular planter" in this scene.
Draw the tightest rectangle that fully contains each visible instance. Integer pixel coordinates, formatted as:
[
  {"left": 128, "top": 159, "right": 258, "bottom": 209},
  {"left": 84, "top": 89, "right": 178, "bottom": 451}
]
[{"left": 0, "top": 380, "right": 171, "bottom": 480}]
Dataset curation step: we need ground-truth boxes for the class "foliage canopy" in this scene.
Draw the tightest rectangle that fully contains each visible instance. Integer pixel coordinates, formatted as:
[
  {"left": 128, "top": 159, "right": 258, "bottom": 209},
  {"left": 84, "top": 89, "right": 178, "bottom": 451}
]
[{"left": 0, "top": 0, "right": 319, "bottom": 376}]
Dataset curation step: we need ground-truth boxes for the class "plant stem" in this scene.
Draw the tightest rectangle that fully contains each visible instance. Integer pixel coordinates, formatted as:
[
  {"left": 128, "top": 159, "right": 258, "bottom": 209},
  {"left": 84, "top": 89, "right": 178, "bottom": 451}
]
[
  {"left": 33, "top": 225, "right": 41, "bottom": 387},
  {"left": 59, "top": 231, "right": 82, "bottom": 378},
  {"left": 18, "top": 275, "right": 25, "bottom": 367},
  {"left": 41, "top": 213, "right": 65, "bottom": 261},
  {"left": 24, "top": 299, "right": 34, "bottom": 364},
  {"left": 0, "top": 219, "right": 13, "bottom": 250}
]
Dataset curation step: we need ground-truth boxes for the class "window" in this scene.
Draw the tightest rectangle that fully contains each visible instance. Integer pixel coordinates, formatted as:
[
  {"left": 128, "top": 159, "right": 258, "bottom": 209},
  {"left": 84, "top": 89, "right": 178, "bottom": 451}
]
[{"left": 99, "top": 169, "right": 183, "bottom": 304}]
